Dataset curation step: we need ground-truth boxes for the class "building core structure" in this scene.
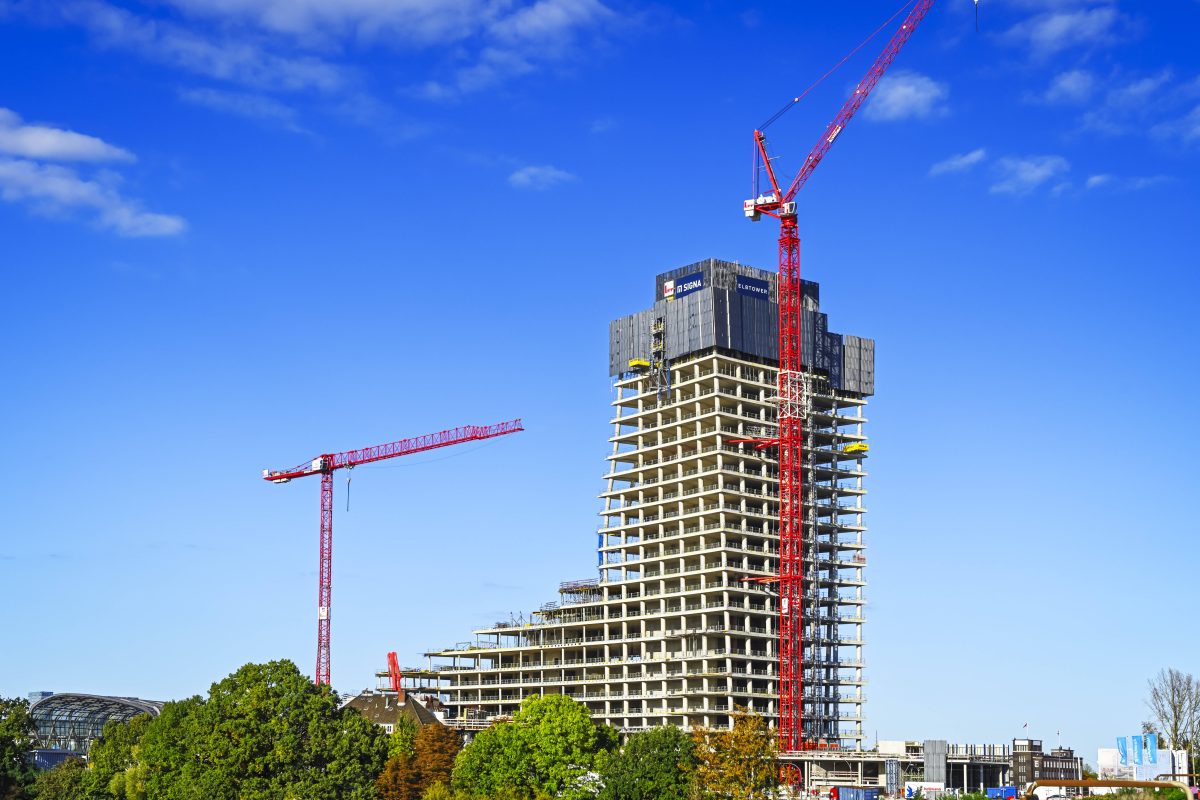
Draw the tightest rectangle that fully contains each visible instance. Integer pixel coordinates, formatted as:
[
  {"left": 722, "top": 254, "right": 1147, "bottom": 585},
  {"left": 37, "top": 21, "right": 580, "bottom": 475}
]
[{"left": 408, "top": 258, "right": 874, "bottom": 748}]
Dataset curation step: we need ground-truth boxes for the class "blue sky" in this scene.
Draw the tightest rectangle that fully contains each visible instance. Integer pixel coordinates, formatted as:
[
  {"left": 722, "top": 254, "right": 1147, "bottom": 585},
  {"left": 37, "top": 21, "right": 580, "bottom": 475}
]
[{"left": 3, "top": 0, "right": 1199, "bottom": 764}]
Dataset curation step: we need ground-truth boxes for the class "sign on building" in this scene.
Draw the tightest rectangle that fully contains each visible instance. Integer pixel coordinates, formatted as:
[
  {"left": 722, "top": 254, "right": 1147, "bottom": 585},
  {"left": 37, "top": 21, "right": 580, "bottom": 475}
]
[
  {"left": 663, "top": 273, "right": 703, "bottom": 301},
  {"left": 905, "top": 781, "right": 946, "bottom": 799},
  {"left": 736, "top": 274, "right": 770, "bottom": 300}
]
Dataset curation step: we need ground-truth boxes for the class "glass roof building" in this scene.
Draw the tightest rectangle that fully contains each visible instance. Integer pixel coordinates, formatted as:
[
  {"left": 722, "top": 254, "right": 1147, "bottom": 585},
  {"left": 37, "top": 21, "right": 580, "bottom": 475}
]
[{"left": 29, "top": 693, "right": 163, "bottom": 755}]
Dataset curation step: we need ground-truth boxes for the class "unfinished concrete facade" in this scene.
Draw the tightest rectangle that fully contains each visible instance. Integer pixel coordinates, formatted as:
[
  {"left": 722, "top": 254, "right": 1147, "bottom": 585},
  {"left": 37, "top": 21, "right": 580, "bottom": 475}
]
[{"left": 408, "top": 259, "right": 873, "bottom": 747}]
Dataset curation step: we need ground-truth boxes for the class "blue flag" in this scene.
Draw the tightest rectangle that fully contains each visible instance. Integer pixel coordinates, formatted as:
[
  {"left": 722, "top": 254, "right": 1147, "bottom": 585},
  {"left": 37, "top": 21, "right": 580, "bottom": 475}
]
[
  {"left": 1146, "top": 734, "right": 1158, "bottom": 765},
  {"left": 1118, "top": 737, "right": 1128, "bottom": 765},
  {"left": 1132, "top": 733, "right": 1144, "bottom": 765}
]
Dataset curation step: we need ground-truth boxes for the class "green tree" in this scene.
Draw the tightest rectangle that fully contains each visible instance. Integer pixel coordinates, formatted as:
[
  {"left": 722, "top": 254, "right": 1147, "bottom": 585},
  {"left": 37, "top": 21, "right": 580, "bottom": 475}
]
[
  {"left": 389, "top": 717, "right": 420, "bottom": 760},
  {"left": 598, "top": 725, "right": 695, "bottom": 800},
  {"left": 178, "top": 661, "right": 386, "bottom": 799},
  {"left": 134, "top": 696, "right": 202, "bottom": 800},
  {"left": 79, "top": 713, "right": 154, "bottom": 800},
  {"left": 0, "top": 697, "right": 37, "bottom": 800},
  {"left": 421, "top": 781, "right": 452, "bottom": 800},
  {"left": 452, "top": 695, "right": 616, "bottom": 799},
  {"left": 692, "top": 707, "right": 777, "bottom": 800},
  {"left": 108, "top": 661, "right": 385, "bottom": 800},
  {"left": 452, "top": 723, "right": 529, "bottom": 798},
  {"left": 29, "top": 758, "right": 85, "bottom": 800}
]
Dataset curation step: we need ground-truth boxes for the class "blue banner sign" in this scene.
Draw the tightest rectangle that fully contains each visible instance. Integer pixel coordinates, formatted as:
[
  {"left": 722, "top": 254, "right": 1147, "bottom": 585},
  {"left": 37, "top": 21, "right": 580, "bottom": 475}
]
[
  {"left": 666, "top": 272, "right": 704, "bottom": 300},
  {"left": 736, "top": 275, "right": 770, "bottom": 300},
  {"left": 1117, "top": 737, "right": 1128, "bottom": 765},
  {"left": 1132, "top": 734, "right": 1143, "bottom": 765},
  {"left": 1146, "top": 733, "right": 1158, "bottom": 764}
]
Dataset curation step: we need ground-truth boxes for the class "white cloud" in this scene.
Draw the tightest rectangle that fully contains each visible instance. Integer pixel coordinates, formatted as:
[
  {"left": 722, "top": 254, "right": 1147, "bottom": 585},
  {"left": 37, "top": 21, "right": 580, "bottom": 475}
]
[
  {"left": 13, "top": 0, "right": 620, "bottom": 118},
  {"left": 490, "top": 0, "right": 612, "bottom": 45},
  {"left": 1083, "top": 70, "right": 1178, "bottom": 135},
  {"left": 1159, "top": 104, "right": 1200, "bottom": 142},
  {"left": 449, "top": 46, "right": 536, "bottom": 95},
  {"left": 1042, "top": 69, "right": 1096, "bottom": 104},
  {"left": 1085, "top": 173, "right": 1171, "bottom": 191},
  {"left": 930, "top": 148, "right": 986, "bottom": 176},
  {"left": 990, "top": 155, "right": 1070, "bottom": 195},
  {"left": 54, "top": 0, "right": 347, "bottom": 93},
  {"left": 410, "top": 1, "right": 616, "bottom": 98},
  {"left": 0, "top": 107, "right": 134, "bottom": 162},
  {"left": 0, "top": 157, "right": 185, "bottom": 236},
  {"left": 1002, "top": 6, "right": 1121, "bottom": 59},
  {"left": 864, "top": 71, "right": 949, "bottom": 122},
  {"left": 159, "top": 0, "right": 484, "bottom": 43},
  {"left": 160, "top": 0, "right": 613, "bottom": 48},
  {"left": 1128, "top": 175, "right": 1171, "bottom": 190},
  {"left": 155, "top": 0, "right": 615, "bottom": 97},
  {"left": 179, "top": 88, "right": 309, "bottom": 133},
  {"left": 1107, "top": 70, "right": 1173, "bottom": 110},
  {"left": 507, "top": 164, "right": 575, "bottom": 190}
]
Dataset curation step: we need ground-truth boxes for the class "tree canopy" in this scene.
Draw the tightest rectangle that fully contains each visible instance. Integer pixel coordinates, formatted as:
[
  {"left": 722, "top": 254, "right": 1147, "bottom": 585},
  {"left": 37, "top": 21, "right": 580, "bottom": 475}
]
[
  {"left": 691, "top": 707, "right": 778, "bottom": 800},
  {"left": 598, "top": 724, "right": 695, "bottom": 800},
  {"left": 378, "top": 722, "right": 463, "bottom": 800},
  {"left": 452, "top": 695, "right": 616, "bottom": 799},
  {"left": 53, "top": 660, "right": 387, "bottom": 800},
  {"left": 29, "top": 758, "right": 86, "bottom": 800},
  {"left": 0, "top": 698, "right": 37, "bottom": 800},
  {"left": 1146, "top": 668, "right": 1200, "bottom": 751}
]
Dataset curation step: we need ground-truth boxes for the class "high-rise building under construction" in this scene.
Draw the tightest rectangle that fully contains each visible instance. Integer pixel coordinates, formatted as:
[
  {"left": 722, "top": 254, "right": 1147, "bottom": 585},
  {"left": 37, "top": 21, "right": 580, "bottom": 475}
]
[{"left": 410, "top": 258, "right": 874, "bottom": 748}]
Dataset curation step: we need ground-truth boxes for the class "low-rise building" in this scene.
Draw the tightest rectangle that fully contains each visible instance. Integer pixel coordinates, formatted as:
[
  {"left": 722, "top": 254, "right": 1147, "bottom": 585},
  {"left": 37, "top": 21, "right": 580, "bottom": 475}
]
[
  {"left": 1010, "top": 739, "right": 1083, "bottom": 792},
  {"left": 781, "top": 740, "right": 1013, "bottom": 795},
  {"left": 342, "top": 689, "right": 446, "bottom": 735}
]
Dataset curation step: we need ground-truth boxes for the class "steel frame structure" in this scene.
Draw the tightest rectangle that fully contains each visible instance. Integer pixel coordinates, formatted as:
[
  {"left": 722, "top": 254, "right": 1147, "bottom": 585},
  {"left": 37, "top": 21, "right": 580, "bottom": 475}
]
[
  {"left": 743, "top": 0, "right": 935, "bottom": 762},
  {"left": 265, "top": 419, "right": 524, "bottom": 686}
]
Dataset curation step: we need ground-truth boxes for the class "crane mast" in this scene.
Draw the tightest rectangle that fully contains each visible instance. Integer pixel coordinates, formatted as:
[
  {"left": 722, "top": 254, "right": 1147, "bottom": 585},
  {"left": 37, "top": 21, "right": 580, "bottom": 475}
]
[
  {"left": 265, "top": 419, "right": 524, "bottom": 686},
  {"left": 743, "top": 0, "right": 935, "bottom": 761}
]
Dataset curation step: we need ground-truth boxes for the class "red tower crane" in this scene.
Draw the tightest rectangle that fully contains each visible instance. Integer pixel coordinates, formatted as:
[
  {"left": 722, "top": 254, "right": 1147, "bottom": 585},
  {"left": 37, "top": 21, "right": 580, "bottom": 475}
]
[
  {"left": 264, "top": 419, "right": 524, "bottom": 687},
  {"left": 741, "top": 0, "right": 936, "bottom": 758}
]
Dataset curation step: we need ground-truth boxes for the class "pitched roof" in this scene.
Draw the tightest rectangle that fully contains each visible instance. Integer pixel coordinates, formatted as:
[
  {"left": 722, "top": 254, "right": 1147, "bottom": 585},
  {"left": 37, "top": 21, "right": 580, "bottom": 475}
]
[{"left": 344, "top": 691, "right": 442, "bottom": 728}]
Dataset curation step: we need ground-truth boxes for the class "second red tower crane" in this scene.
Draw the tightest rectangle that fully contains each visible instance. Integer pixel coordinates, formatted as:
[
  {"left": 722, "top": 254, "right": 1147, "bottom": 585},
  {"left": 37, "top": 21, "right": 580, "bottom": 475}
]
[{"left": 264, "top": 419, "right": 524, "bottom": 687}]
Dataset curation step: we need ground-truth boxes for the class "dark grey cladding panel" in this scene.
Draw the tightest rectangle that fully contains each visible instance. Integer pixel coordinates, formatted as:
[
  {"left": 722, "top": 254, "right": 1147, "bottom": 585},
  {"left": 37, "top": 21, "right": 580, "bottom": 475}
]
[
  {"left": 820, "top": 332, "right": 843, "bottom": 389},
  {"left": 611, "top": 259, "right": 873, "bottom": 396},
  {"left": 859, "top": 338, "right": 875, "bottom": 395},
  {"left": 801, "top": 279, "right": 820, "bottom": 311},
  {"left": 842, "top": 335, "right": 875, "bottom": 396},
  {"left": 608, "top": 308, "right": 654, "bottom": 374}
]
